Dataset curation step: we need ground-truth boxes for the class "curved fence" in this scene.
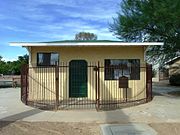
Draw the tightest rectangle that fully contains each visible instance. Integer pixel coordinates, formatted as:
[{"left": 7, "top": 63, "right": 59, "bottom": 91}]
[{"left": 21, "top": 62, "right": 152, "bottom": 111}]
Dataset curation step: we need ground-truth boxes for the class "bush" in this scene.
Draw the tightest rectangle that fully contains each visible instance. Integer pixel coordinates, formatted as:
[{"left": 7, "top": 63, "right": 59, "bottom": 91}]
[{"left": 169, "top": 74, "right": 180, "bottom": 86}]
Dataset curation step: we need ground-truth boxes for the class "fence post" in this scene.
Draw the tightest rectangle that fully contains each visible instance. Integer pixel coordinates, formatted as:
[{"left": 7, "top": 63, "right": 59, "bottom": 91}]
[
  {"left": 97, "top": 61, "right": 100, "bottom": 110},
  {"left": 146, "top": 64, "right": 152, "bottom": 102},
  {"left": 95, "top": 65, "right": 98, "bottom": 110},
  {"left": 55, "top": 64, "right": 59, "bottom": 110},
  {"left": 25, "top": 65, "right": 28, "bottom": 105},
  {"left": 20, "top": 66, "right": 23, "bottom": 102},
  {"left": 21, "top": 64, "right": 28, "bottom": 105},
  {"left": 150, "top": 64, "right": 152, "bottom": 100}
]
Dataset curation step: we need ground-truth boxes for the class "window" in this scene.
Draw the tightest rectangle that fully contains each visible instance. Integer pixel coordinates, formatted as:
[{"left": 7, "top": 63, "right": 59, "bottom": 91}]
[
  {"left": 37, "top": 53, "right": 59, "bottom": 66},
  {"left": 105, "top": 59, "right": 140, "bottom": 80}
]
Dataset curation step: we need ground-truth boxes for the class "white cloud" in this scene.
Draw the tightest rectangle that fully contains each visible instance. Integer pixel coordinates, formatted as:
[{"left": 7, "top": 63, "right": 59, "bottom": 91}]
[
  {"left": 39, "top": 24, "right": 63, "bottom": 31},
  {"left": 12, "top": 0, "right": 118, "bottom": 22},
  {"left": 2, "top": 26, "right": 31, "bottom": 33},
  {"left": 28, "top": 0, "right": 85, "bottom": 8},
  {"left": 1, "top": 0, "right": 120, "bottom": 41},
  {"left": 55, "top": 8, "right": 116, "bottom": 21},
  {"left": 52, "top": 0, "right": 118, "bottom": 21},
  {"left": 1, "top": 18, "right": 118, "bottom": 41},
  {"left": 24, "top": 14, "right": 54, "bottom": 21},
  {"left": 2, "top": 57, "right": 17, "bottom": 62}
]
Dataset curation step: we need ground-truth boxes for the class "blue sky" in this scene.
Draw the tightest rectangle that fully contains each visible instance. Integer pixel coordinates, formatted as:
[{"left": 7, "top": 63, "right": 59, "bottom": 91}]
[{"left": 0, "top": 0, "right": 121, "bottom": 61}]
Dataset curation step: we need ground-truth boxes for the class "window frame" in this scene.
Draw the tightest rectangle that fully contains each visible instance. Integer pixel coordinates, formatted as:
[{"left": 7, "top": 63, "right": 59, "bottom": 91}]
[
  {"left": 37, "top": 52, "right": 59, "bottom": 67},
  {"left": 104, "top": 59, "right": 140, "bottom": 80}
]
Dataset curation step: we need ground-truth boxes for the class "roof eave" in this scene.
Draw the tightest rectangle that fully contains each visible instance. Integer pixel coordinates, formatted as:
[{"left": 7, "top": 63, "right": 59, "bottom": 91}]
[{"left": 9, "top": 42, "right": 164, "bottom": 47}]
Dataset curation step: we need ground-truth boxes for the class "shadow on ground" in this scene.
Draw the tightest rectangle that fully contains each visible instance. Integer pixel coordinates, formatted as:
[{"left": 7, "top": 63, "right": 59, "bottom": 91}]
[{"left": 0, "top": 109, "right": 42, "bottom": 128}]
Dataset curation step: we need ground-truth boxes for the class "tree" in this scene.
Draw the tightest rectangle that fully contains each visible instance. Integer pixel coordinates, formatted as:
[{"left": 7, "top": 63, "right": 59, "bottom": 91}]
[
  {"left": 0, "top": 56, "right": 2, "bottom": 61},
  {"left": 18, "top": 54, "right": 29, "bottom": 64},
  {"left": 0, "top": 54, "right": 29, "bottom": 75},
  {"left": 0, "top": 56, "right": 6, "bottom": 74},
  {"left": 13, "top": 54, "right": 29, "bottom": 74},
  {"left": 110, "top": 0, "right": 180, "bottom": 65},
  {"left": 75, "top": 32, "right": 97, "bottom": 40}
]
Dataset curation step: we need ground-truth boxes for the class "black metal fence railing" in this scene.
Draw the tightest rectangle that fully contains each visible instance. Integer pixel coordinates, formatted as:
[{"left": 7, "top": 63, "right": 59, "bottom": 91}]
[{"left": 21, "top": 62, "right": 152, "bottom": 111}]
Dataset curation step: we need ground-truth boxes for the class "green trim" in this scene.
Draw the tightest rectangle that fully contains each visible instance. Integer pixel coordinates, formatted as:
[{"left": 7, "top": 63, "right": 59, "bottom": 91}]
[{"left": 38, "top": 40, "right": 123, "bottom": 43}]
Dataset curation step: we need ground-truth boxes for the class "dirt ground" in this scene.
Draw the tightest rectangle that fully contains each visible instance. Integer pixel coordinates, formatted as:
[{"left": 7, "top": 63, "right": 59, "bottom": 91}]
[
  {"left": 1, "top": 122, "right": 180, "bottom": 135},
  {"left": 0, "top": 122, "right": 101, "bottom": 135},
  {"left": 149, "top": 123, "right": 180, "bottom": 135}
]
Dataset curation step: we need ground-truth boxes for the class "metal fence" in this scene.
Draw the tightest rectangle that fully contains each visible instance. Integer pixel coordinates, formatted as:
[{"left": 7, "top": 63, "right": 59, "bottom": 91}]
[{"left": 21, "top": 62, "right": 152, "bottom": 111}]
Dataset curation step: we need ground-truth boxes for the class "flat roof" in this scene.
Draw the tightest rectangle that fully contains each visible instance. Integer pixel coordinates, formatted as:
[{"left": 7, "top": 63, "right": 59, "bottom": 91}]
[{"left": 9, "top": 40, "right": 164, "bottom": 47}]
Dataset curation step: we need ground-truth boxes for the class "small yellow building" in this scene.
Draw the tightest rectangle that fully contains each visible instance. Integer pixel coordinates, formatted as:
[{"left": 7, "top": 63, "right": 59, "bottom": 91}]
[{"left": 10, "top": 40, "right": 163, "bottom": 110}]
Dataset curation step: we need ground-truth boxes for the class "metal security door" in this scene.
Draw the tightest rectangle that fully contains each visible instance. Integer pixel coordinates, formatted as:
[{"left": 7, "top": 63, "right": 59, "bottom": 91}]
[{"left": 69, "top": 60, "right": 87, "bottom": 97}]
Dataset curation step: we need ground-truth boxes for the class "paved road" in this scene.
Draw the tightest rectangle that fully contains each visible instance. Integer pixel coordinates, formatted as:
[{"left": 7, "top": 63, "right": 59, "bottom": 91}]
[
  {"left": 0, "top": 85, "right": 180, "bottom": 123},
  {"left": 153, "top": 81, "right": 180, "bottom": 95}
]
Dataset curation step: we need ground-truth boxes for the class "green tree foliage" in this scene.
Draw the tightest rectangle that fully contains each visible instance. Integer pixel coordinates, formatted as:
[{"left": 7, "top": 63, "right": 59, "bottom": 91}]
[
  {"left": 75, "top": 32, "right": 97, "bottom": 40},
  {"left": 0, "top": 56, "right": 6, "bottom": 75},
  {"left": 110, "top": 0, "right": 180, "bottom": 65},
  {"left": 0, "top": 54, "right": 28, "bottom": 75}
]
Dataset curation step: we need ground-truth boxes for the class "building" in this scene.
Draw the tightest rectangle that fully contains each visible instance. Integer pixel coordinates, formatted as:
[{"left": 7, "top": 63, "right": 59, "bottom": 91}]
[
  {"left": 10, "top": 40, "right": 163, "bottom": 110},
  {"left": 166, "top": 56, "right": 180, "bottom": 76}
]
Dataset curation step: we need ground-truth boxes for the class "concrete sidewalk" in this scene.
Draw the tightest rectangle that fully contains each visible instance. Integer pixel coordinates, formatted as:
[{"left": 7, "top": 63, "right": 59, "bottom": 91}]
[{"left": 0, "top": 87, "right": 180, "bottom": 123}]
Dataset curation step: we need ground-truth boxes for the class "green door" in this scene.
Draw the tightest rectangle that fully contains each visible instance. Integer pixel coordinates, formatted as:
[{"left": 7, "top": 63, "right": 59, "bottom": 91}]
[{"left": 69, "top": 60, "right": 87, "bottom": 97}]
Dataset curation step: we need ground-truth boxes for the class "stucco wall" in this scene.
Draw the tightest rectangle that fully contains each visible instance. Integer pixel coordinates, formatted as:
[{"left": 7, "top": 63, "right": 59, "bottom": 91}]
[
  {"left": 30, "top": 46, "right": 145, "bottom": 64},
  {"left": 28, "top": 46, "right": 147, "bottom": 101}
]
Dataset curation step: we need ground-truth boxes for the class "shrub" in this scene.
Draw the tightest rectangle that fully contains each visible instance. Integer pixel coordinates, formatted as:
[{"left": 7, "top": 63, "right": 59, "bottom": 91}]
[{"left": 169, "top": 74, "right": 180, "bottom": 86}]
